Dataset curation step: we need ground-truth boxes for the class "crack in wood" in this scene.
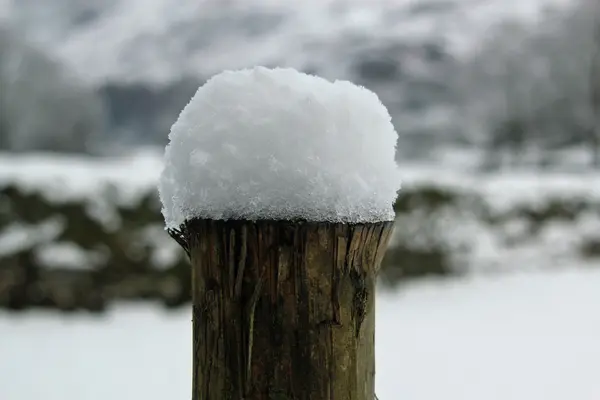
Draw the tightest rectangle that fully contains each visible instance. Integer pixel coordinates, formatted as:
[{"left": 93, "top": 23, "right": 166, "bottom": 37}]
[{"left": 184, "top": 219, "right": 393, "bottom": 400}]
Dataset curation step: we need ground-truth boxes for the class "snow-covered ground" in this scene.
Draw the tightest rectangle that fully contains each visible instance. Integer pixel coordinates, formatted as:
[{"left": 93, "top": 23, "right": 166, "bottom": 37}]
[
  {"left": 377, "top": 269, "right": 600, "bottom": 399},
  {"left": 1, "top": 269, "right": 599, "bottom": 400}
]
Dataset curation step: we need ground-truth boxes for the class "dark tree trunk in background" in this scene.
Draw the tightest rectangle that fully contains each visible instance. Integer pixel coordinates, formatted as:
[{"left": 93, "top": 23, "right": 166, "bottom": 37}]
[{"left": 180, "top": 219, "right": 393, "bottom": 400}]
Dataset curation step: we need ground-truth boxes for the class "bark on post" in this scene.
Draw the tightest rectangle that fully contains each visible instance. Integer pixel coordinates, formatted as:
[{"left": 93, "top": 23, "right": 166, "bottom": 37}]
[{"left": 170, "top": 219, "right": 393, "bottom": 400}]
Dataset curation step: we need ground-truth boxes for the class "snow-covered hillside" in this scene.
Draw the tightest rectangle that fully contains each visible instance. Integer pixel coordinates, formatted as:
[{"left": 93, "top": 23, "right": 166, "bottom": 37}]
[
  {"left": 3, "top": 0, "right": 593, "bottom": 155},
  {"left": 1, "top": 0, "right": 574, "bottom": 84}
]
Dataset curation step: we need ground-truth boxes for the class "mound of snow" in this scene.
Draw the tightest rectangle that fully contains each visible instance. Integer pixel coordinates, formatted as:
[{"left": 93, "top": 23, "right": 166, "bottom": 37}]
[{"left": 158, "top": 67, "right": 401, "bottom": 227}]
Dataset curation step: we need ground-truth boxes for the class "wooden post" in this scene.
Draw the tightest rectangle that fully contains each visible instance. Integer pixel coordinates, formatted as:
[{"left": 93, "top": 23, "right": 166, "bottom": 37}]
[{"left": 170, "top": 218, "right": 393, "bottom": 400}]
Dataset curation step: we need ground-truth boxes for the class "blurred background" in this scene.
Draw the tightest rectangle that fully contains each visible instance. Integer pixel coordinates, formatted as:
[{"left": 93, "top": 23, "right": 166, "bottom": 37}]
[{"left": 1, "top": 0, "right": 599, "bottom": 399}]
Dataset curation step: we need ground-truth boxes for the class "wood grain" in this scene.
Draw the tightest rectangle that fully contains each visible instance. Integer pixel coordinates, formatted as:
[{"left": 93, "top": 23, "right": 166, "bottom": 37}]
[{"left": 184, "top": 219, "right": 394, "bottom": 400}]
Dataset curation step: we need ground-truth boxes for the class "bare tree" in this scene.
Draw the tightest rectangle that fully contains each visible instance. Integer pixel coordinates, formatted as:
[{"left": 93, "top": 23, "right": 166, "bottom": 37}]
[
  {"left": 458, "top": 0, "right": 600, "bottom": 169},
  {"left": 455, "top": 20, "right": 540, "bottom": 170},
  {"left": 0, "top": 26, "right": 106, "bottom": 154}
]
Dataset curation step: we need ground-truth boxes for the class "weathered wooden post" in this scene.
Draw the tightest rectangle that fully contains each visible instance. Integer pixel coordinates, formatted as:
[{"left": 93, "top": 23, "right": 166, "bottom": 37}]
[{"left": 159, "top": 67, "right": 401, "bottom": 400}]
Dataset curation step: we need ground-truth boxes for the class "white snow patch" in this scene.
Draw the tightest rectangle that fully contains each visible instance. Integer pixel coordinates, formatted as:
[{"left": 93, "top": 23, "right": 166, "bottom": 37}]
[
  {"left": 0, "top": 150, "right": 162, "bottom": 204},
  {"left": 158, "top": 66, "right": 401, "bottom": 227},
  {"left": 34, "top": 242, "right": 108, "bottom": 270},
  {"left": 398, "top": 165, "right": 600, "bottom": 213},
  {"left": 0, "top": 219, "right": 64, "bottom": 257}
]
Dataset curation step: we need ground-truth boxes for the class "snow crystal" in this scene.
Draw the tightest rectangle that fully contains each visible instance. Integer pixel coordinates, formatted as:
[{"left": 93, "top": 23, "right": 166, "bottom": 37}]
[{"left": 158, "top": 66, "right": 401, "bottom": 227}]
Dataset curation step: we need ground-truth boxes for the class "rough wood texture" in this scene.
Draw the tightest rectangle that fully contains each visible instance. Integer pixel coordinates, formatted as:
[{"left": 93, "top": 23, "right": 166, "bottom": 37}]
[{"left": 183, "top": 219, "right": 394, "bottom": 400}]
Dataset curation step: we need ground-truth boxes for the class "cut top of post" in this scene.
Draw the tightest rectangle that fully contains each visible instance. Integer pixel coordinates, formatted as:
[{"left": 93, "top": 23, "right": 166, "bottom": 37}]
[{"left": 158, "top": 66, "right": 401, "bottom": 228}]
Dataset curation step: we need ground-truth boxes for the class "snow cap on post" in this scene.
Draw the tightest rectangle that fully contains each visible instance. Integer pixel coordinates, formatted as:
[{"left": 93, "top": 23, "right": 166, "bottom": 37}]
[{"left": 158, "top": 66, "right": 401, "bottom": 228}]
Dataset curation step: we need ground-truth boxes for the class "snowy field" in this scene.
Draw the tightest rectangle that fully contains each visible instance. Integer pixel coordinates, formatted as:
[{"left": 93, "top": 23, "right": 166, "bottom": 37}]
[{"left": 1, "top": 269, "right": 599, "bottom": 400}]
